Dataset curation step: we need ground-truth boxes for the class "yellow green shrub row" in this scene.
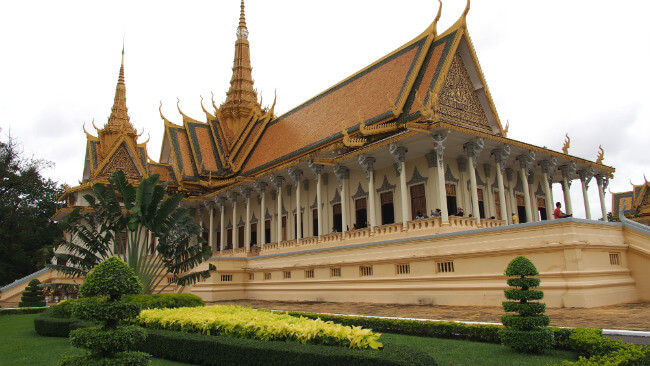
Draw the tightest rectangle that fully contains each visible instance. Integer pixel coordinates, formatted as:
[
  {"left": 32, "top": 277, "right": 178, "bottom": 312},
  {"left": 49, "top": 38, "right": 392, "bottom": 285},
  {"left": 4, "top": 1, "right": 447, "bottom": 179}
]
[{"left": 134, "top": 305, "right": 382, "bottom": 350}]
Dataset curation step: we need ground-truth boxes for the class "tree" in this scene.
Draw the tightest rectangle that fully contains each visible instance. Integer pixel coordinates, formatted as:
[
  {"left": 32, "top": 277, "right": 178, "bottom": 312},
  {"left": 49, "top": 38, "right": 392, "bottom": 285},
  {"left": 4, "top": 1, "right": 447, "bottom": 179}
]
[
  {"left": 0, "top": 131, "right": 64, "bottom": 286},
  {"left": 49, "top": 170, "right": 211, "bottom": 293},
  {"left": 500, "top": 256, "right": 554, "bottom": 353},
  {"left": 60, "top": 257, "right": 150, "bottom": 365},
  {"left": 18, "top": 278, "right": 46, "bottom": 307}
]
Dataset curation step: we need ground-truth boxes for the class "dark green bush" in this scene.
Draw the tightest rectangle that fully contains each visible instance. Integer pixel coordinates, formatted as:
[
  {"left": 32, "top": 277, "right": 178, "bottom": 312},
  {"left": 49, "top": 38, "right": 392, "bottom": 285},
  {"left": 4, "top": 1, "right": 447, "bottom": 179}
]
[
  {"left": 50, "top": 297, "right": 105, "bottom": 318},
  {"left": 73, "top": 300, "right": 140, "bottom": 322},
  {"left": 79, "top": 257, "right": 142, "bottom": 301},
  {"left": 559, "top": 328, "right": 650, "bottom": 365},
  {"left": 501, "top": 314, "right": 550, "bottom": 330},
  {"left": 60, "top": 257, "right": 148, "bottom": 366},
  {"left": 0, "top": 307, "right": 47, "bottom": 315},
  {"left": 70, "top": 326, "right": 147, "bottom": 356},
  {"left": 502, "top": 301, "right": 546, "bottom": 316},
  {"left": 500, "top": 329, "right": 555, "bottom": 354},
  {"left": 35, "top": 314, "right": 82, "bottom": 337},
  {"left": 500, "top": 256, "right": 554, "bottom": 353},
  {"left": 503, "top": 289, "right": 544, "bottom": 301},
  {"left": 19, "top": 279, "right": 46, "bottom": 307},
  {"left": 140, "top": 328, "right": 437, "bottom": 366},
  {"left": 121, "top": 293, "right": 204, "bottom": 309},
  {"left": 57, "top": 352, "right": 150, "bottom": 366}
]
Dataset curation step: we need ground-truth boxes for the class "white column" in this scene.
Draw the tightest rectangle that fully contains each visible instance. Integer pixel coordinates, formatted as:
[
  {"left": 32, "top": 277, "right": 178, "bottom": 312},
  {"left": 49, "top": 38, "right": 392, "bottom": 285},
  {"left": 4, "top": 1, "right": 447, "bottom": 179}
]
[
  {"left": 430, "top": 132, "right": 449, "bottom": 223},
  {"left": 464, "top": 138, "right": 484, "bottom": 225},
  {"left": 228, "top": 192, "right": 238, "bottom": 248},
  {"left": 271, "top": 174, "right": 284, "bottom": 243},
  {"left": 309, "top": 161, "right": 324, "bottom": 238},
  {"left": 595, "top": 174, "right": 609, "bottom": 220},
  {"left": 539, "top": 158, "right": 557, "bottom": 220},
  {"left": 254, "top": 182, "right": 267, "bottom": 246},
  {"left": 389, "top": 144, "right": 409, "bottom": 227},
  {"left": 358, "top": 155, "right": 377, "bottom": 231},
  {"left": 208, "top": 203, "right": 214, "bottom": 251},
  {"left": 579, "top": 167, "right": 594, "bottom": 220},
  {"left": 219, "top": 199, "right": 225, "bottom": 252},
  {"left": 399, "top": 161, "right": 409, "bottom": 226},
  {"left": 491, "top": 145, "right": 510, "bottom": 223},
  {"left": 517, "top": 151, "right": 535, "bottom": 222},
  {"left": 560, "top": 163, "right": 576, "bottom": 216},
  {"left": 288, "top": 168, "right": 303, "bottom": 242},
  {"left": 334, "top": 164, "right": 350, "bottom": 235},
  {"left": 240, "top": 187, "right": 251, "bottom": 250},
  {"left": 505, "top": 168, "right": 515, "bottom": 224},
  {"left": 528, "top": 173, "right": 538, "bottom": 222},
  {"left": 368, "top": 169, "right": 376, "bottom": 229}
]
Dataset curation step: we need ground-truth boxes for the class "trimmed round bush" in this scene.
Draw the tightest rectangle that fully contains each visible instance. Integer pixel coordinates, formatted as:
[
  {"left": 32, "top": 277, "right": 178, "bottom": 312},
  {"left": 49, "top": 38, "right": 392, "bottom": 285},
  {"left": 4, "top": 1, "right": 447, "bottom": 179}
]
[
  {"left": 19, "top": 279, "right": 46, "bottom": 307},
  {"left": 500, "top": 256, "right": 554, "bottom": 353},
  {"left": 499, "top": 329, "right": 555, "bottom": 354},
  {"left": 70, "top": 326, "right": 147, "bottom": 356},
  {"left": 79, "top": 257, "right": 142, "bottom": 300},
  {"left": 58, "top": 256, "right": 149, "bottom": 366},
  {"left": 73, "top": 300, "right": 141, "bottom": 322}
]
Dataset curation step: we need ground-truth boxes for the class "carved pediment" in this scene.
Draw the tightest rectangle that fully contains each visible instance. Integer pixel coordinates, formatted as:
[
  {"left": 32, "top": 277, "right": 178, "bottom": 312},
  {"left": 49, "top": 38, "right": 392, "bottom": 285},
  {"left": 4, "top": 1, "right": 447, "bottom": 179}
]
[
  {"left": 438, "top": 52, "right": 491, "bottom": 132},
  {"left": 98, "top": 142, "right": 142, "bottom": 181}
]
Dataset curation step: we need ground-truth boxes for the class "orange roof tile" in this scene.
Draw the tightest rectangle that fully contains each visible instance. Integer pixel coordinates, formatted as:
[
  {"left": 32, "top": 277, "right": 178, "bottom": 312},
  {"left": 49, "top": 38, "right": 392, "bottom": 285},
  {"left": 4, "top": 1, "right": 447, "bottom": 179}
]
[
  {"left": 187, "top": 123, "right": 220, "bottom": 173},
  {"left": 242, "top": 42, "right": 424, "bottom": 174},
  {"left": 148, "top": 163, "right": 177, "bottom": 184},
  {"left": 168, "top": 127, "right": 198, "bottom": 179}
]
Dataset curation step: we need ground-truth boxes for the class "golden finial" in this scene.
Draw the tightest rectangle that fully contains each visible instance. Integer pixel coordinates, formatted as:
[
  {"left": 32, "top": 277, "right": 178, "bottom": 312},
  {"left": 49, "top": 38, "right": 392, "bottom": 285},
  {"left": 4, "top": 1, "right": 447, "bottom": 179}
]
[
  {"left": 503, "top": 120, "right": 509, "bottom": 137},
  {"left": 562, "top": 133, "right": 570, "bottom": 154},
  {"left": 137, "top": 127, "right": 145, "bottom": 137},
  {"left": 433, "top": 0, "right": 442, "bottom": 37},
  {"left": 142, "top": 133, "right": 151, "bottom": 145},
  {"left": 91, "top": 118, "right": 100, "bottom": 132},
  {"left": 463, "top": 0, "right": 470, "bottom": 18},
  {"left": 595, "top": 145, "right": 605, "bottom": 164},
  {"left": 82, "top": 122, "right": 91, "bottom": 136},
  {"left": 239, "top": 0, "right": 247, "bottom": 30}
]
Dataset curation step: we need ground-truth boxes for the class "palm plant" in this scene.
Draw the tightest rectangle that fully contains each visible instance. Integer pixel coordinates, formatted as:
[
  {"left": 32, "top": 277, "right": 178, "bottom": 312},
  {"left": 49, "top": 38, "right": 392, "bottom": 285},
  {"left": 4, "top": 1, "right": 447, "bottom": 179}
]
[{"left": 48, "top": 171, "right": 211, "bottom": 293}]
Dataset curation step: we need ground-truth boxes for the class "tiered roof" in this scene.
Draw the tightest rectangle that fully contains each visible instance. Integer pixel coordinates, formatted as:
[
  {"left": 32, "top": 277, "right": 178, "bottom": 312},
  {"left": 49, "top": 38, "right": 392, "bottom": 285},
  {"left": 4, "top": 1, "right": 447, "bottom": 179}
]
[{"left": 158, "top": 1, "right": 515, "bottom": 194}]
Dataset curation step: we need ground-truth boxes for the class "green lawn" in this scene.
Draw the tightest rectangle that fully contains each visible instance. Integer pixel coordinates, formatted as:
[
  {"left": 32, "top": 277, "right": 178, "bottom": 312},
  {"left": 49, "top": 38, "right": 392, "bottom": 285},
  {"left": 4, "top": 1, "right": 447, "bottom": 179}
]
[
  {"left": 0, "top": 314, "right": 191, "bottom": 366},
  {"left": 0, "top": 314, "right": 576, "bottom": 366},
  {"left": 381, "top": 333, "right": 576, "bottom": 366}
]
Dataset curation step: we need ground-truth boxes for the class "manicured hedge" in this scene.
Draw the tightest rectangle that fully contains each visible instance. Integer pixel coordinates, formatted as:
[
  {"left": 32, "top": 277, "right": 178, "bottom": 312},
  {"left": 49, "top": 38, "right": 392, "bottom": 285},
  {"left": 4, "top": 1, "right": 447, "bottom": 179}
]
[
  {"left": 122, "top": 293, "right": 204, "bottom": 309},
  {"left": 283, "top": 311, "right": 650, "bottom": 366},
  {"left": 283, "top": 311, "right": 503, "bottom": 344},
  {"left": 0, "top": 307, "right": 47, "bottom": 316},
  {"left": 140, "top": 328, "right": 437, "bottom": 366}
]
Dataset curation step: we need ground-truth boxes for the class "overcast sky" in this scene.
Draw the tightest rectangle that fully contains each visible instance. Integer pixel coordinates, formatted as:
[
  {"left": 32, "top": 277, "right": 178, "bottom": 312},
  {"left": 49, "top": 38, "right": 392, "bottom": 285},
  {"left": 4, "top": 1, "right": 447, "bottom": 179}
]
[{"left": 1, "top": 0, "right": 648, "bottom": 219}]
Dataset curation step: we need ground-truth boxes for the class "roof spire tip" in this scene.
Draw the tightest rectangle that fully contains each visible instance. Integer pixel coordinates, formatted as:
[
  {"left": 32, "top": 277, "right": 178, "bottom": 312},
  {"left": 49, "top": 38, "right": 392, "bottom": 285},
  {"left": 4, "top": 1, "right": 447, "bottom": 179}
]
[{"left": 433, "top": 0, "right": 442, "bottom": 36}]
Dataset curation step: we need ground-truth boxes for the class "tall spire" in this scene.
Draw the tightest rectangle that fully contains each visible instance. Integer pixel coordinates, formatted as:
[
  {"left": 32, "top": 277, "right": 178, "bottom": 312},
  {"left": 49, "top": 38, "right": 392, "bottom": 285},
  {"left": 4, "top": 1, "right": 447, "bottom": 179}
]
[
  {"left": 238, "top": 0, "right": 247, "bottom": 31},
  {"left": 219, "top": 0, "right": 261, "bottom": 138},
  {"left": 105, "top": 46, "right": 136, "bottom": 136}
]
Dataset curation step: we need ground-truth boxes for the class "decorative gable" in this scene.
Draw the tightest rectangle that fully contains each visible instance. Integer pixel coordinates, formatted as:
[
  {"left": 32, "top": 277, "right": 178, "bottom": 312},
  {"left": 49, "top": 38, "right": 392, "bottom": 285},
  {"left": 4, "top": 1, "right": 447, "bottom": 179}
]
[
  {"left": 97, "top": 142, "right": 142, "bottom": 181},
  {"left": 438, "top": 51, "right": 491, "bottom": 133}
]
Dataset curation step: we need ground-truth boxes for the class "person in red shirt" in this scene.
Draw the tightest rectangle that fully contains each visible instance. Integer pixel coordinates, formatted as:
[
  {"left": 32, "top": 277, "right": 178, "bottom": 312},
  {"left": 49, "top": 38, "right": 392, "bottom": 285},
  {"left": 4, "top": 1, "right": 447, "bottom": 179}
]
[{"left": 553, "top": 202, "right": 571, "bottom": 219}]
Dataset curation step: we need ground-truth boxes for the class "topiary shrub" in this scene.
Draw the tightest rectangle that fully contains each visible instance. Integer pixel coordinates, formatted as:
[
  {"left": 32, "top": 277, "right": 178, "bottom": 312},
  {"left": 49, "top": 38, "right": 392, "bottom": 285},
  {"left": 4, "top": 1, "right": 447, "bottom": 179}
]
[
  {"left": 58, "top": 256, "right": 150, "bottom": 366},
  {"left": 19, "top": 279, "right": 46, "bottom": 307},
  {"left": 500, "top": 256, "right": 554, "bottom": 353}
]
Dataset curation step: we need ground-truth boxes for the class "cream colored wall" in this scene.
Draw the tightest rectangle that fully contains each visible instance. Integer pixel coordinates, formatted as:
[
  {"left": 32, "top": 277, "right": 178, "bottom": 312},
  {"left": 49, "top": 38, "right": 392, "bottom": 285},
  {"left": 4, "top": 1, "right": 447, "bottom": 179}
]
[{"left": 199, "top": 220, "right": 646, "bottom": 308}]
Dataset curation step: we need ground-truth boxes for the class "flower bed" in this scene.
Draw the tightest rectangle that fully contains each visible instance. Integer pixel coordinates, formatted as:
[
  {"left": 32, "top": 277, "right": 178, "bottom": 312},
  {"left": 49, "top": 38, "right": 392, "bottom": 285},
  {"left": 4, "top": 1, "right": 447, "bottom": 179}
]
[{"left": 134, "top": 305, "right": 383, "bottom": 350}]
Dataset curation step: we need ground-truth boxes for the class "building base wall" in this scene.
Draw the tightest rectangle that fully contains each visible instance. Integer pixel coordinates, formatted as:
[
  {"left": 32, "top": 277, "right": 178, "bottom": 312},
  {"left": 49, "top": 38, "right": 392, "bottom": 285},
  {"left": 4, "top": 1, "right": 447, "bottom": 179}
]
[{"left": 200, "top": 220, "right": 649, "bottom": 308}]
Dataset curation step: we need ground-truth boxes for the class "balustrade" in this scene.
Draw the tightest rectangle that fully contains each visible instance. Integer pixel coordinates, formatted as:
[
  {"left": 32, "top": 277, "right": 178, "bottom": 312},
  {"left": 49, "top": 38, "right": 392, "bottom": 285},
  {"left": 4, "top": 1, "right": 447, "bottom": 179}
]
[{"left": 407, "top": 217, "right": 441, "bottom": 231}]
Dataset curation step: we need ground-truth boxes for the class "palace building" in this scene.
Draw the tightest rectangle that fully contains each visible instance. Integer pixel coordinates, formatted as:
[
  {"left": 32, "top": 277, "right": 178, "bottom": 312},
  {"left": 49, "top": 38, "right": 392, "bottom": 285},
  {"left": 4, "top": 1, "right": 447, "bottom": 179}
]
[{"left": 2, "top": 1, "right": 649, "bottom": 308}]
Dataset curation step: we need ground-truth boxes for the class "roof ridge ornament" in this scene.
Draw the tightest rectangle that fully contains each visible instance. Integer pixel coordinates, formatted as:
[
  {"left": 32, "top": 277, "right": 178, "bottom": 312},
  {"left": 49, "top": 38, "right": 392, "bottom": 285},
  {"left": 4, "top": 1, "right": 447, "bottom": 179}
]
[
  {"left": 503, "top": 120, "right": 509, "bottom": 137},
  {"left": 562, "top": 133, "right": 571, "bottom": 154},
  {"left": 596, "top": 145, "right": 605, "bottom": 165},
  {"left": 433, "top": 0, "right": 442, "bottom": 37},
  {"left": 462, "top": 0, "right": 470, "bottom": 27}
]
